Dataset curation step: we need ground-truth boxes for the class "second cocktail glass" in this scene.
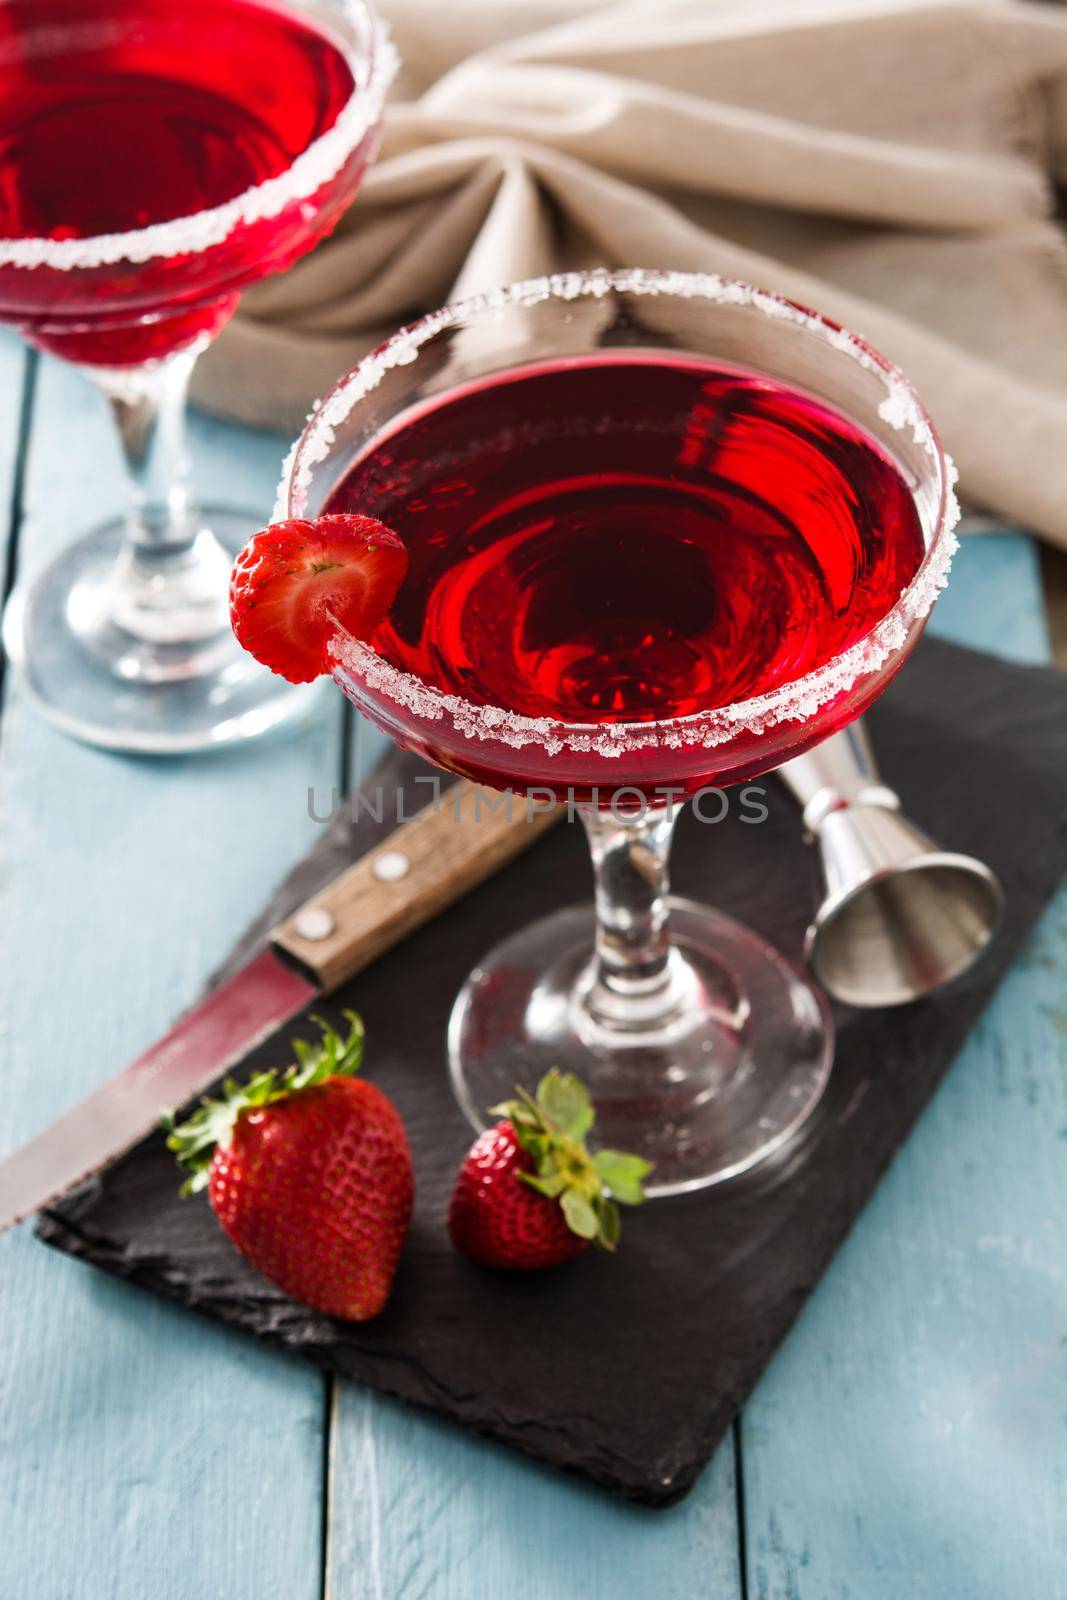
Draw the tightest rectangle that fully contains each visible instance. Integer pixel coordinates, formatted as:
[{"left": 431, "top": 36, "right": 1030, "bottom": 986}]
[
  {"left": 282, "top": 270, "right": 958, "bottom": 1194},
  {"left": 0, "top": 0, "right": 394, "bottom": 752}
]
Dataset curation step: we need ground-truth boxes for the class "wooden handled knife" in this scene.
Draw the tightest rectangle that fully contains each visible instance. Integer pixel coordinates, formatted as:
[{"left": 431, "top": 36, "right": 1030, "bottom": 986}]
[{"left": 0, "top": 781, "right": 558, "bottom": 1232}]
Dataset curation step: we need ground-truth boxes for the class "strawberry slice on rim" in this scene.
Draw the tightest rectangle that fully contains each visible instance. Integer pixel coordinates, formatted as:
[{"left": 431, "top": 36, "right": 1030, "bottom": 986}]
[{"left": 229, "top": 515, "right": 408, "bottom": 684}]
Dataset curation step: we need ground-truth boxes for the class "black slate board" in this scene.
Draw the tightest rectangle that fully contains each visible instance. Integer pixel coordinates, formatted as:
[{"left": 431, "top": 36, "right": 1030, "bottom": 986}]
[{"left": 38, "top": 638, "right": 1067, "bottom": 1506}]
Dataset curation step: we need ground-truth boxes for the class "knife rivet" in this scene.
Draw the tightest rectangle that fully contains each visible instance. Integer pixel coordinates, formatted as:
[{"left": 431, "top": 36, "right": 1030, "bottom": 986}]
[
  {"left": 373, "top": 850, "right": 411, "bottom": 883},
  {"left": 294, "top": 906, "right": 335, "bottom": 942}
]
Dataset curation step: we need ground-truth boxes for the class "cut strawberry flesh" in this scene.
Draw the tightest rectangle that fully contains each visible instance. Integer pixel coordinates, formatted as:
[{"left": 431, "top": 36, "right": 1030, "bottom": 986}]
[{"left": 230, "top": 515, "right": 408, "bottom": 684}]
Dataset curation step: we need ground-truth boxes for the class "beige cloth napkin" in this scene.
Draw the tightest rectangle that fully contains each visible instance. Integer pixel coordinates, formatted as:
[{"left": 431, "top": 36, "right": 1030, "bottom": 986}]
[{"left": 195, "top": 0, "right": 1067, "bottom": 547}]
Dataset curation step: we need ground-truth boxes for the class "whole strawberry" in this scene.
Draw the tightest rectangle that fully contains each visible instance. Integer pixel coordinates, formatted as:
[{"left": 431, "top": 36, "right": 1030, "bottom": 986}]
[
  {"left": 448, "top": 1070, "right": 651, "bottom": 1270},
  {"left": 166, "top": 1013, "right": 412, "bottom": 1321}
]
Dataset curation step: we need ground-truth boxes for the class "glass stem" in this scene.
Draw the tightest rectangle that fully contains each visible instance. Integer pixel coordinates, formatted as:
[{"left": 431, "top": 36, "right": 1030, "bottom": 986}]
[
  {"left": 84, "top": 344, "right": 232, "bottom": 649},
  {"left": 93, "top": 346, "right": 199, "bottom": 548},
  {"left": 579, "top": 802, "right": 692, "bottom": 1031}
]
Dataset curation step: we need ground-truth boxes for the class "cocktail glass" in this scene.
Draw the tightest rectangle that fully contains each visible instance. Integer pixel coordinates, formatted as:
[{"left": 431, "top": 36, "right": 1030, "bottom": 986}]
[
  {"left": 282, "top": 270, "right": 958, "bottom": 1194},
  {"left": 0, "top": 0, "right": 394, "bottom": 752}
]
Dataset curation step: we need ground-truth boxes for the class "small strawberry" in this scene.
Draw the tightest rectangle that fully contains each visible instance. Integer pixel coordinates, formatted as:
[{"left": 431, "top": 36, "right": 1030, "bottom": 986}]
[
  {"left": 230, "top": 515, "right": 407, "bottom": 683},
  {"left": 447, "top": 1070, "right": 652, "bottom": 1270},
  {"left": 166, "top": 1013, "right": 413, "bottom": 1321}
]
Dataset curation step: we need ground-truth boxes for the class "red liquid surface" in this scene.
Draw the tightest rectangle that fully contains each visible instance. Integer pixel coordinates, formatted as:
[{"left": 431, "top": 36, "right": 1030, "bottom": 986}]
[
  {"left": 0, "top": 0, "right": 365, "bottom": 363},
  {"left": 327, "top": 355, "right": 927, "bottom": 797}
]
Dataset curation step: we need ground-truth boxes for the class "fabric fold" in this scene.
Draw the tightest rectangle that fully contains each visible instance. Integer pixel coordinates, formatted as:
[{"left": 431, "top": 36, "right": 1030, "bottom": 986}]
[{"left": 195, "top": 0, "right": 1067, "bottom": 545}]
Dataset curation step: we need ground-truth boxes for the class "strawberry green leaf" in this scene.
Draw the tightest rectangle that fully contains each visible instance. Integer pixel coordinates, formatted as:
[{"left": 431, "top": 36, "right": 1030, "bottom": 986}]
[
  {"left": 536, "top": 1069, "right": 595, "bottom": 1140},
  {"left": 595, "top": 1197, "right": 621, "bottom": 1251},
  {"left": 518, "top": 1170, "right": 567, "bottom": 1199},
  {"left": 561, "top": 1188, "right": 598, "bottom": 1239},
  {"left": 593, "top": 1149, "right": 653, "bottom": 1206}
]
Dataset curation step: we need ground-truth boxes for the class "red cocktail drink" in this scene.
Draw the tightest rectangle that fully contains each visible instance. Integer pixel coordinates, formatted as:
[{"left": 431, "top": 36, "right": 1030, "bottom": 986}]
[
  {"left": 1, "top": 0, "right": 393, "bottom": 753},
  {"left": 282, "top": 271, "right": 958, "bottom": 1192},
  {"left": 323, "top": 353, "right": 926, "bottom": 800}
]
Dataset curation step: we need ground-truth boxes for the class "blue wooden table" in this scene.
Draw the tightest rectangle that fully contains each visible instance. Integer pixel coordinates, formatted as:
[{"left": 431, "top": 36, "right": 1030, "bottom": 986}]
[{"left": 1, "top": 334, "right": 1065, "bottom": 1600}]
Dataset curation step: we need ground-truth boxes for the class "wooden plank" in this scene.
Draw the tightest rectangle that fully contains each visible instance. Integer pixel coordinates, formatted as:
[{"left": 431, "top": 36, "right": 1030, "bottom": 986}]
[
  {"left": 328, "top": 1390, "right": 741, "bottom": 1600},
  {"left": 0, "top": 345, "right": 339, "bottom": 1600},
  {"left": 740, "top": 531, "right": 1067, "bottom": 1599},
  {"left": 933, "top": 530, "right": 1050, "bottom": 664}
]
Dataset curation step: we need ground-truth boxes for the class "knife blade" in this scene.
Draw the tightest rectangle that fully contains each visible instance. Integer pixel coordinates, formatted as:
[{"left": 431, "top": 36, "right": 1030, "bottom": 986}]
[{"left": 0, "top": 781, "right": 558, "bottom": 1231}]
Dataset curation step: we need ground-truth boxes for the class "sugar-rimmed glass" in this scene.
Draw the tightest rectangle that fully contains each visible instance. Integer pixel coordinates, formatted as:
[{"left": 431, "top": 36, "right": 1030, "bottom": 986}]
[
  {"left": 283, "top": 270, "right": 958, "bottom": 1194},
  {"left": 0, "top": 0, "right": 395, "bottom": 752}
]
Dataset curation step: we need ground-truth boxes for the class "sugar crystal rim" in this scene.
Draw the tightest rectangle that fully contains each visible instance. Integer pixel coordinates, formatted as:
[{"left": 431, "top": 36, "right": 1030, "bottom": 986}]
[
  {"left": 280, "top": 269, "right": 959, "bottom": 758},
  {"left": 0, "top": 0, "right": 396, "bottom": 270}
]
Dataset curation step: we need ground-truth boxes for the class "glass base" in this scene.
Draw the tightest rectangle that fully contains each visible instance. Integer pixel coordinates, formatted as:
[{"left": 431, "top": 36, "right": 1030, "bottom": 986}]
[
  {"left": 2, "top": 509, "right": 322, "bottom": 754},
  {"left": 448, "top": 898, "right": 834, "bottom": 1196}
]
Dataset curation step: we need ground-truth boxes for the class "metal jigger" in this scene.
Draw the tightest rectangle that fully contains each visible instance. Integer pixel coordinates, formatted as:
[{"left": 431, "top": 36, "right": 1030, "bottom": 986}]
[{"left": 777, "top": 721, "right": 1003, "bottom": 1007}]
